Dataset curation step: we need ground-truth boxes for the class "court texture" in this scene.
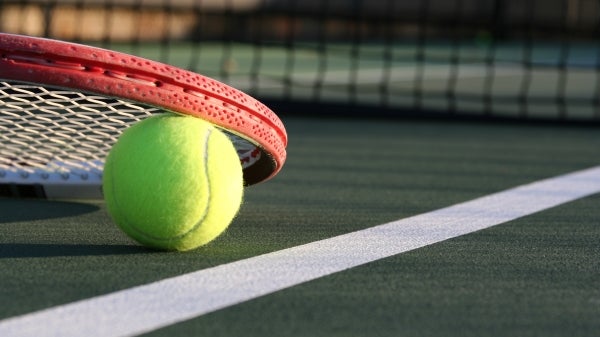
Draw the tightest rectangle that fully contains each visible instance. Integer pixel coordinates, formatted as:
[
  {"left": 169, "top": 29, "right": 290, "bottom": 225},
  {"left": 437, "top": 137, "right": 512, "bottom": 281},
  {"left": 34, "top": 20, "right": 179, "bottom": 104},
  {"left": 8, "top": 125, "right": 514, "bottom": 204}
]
[
  {"left": 1, "top": 116, "right": 599, "bottom": 337},
  {"left": 1, "top": 0, "right": 600, "bottom": 336}
]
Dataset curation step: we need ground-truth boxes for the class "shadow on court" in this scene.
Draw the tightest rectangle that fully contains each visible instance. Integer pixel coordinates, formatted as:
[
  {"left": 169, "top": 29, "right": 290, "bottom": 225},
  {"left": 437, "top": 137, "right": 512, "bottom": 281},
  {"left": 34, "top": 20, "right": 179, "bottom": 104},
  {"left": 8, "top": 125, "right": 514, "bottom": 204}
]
[
  {"left": 0, "top": 198, "right": 99, "bottom": 223},
  {"left": 0, "top": 243, "right": 150, "bottom": 258},
  {"left": 0, "top": 199, "right": 155, "bottom": 257}
]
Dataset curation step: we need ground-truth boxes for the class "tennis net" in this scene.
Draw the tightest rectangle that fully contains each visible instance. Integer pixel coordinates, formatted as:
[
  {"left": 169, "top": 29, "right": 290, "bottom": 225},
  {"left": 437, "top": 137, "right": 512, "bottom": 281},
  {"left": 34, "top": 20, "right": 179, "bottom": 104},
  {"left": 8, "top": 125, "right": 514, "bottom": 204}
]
[{"left": 2, "top": 0, "right": 600, "bottom": 123}]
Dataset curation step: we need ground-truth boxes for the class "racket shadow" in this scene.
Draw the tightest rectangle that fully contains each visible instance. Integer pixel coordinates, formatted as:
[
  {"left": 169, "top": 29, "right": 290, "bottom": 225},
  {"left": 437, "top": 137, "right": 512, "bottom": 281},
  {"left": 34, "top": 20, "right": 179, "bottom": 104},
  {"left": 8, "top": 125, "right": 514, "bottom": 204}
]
[
  {"left": 0, "top": 199, "right": 156, "bottom": 257},
  {"left": 0, "top": 243, "right": 150, "bottom": 258},
  {"left": 0, "top": 199, "right": 99, "bottom": 223}
]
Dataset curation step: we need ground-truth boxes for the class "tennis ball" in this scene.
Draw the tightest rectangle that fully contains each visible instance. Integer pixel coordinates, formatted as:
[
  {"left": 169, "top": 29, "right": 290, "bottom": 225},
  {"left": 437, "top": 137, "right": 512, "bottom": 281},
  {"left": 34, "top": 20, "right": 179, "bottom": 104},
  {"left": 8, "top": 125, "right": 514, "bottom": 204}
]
[{"left": 103, "top": 114, "right": 243, "bottom": 251}]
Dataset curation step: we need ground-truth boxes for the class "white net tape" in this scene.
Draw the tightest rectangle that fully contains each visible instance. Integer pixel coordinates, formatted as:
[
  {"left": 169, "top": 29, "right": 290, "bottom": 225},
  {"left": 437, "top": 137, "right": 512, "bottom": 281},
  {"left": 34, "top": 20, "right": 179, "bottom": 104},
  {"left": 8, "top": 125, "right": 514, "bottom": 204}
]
[{"left": 0, "top": 81, "right": 258, "bottom": 190}]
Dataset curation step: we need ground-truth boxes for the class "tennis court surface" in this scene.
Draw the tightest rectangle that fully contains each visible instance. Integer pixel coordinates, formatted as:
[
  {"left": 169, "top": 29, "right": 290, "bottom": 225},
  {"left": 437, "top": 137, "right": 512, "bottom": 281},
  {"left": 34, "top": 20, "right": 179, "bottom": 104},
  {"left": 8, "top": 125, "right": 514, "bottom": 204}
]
[{"left": 1, "top": 1, "right": 600, "bottom": 336}]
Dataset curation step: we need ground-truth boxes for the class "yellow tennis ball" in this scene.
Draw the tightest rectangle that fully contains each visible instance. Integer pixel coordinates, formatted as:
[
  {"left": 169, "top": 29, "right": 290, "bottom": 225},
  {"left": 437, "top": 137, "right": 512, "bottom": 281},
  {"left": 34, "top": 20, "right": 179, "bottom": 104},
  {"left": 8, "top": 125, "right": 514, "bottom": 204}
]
[{"left": 102, "top": 114, "right": 243, "bottom": 251}]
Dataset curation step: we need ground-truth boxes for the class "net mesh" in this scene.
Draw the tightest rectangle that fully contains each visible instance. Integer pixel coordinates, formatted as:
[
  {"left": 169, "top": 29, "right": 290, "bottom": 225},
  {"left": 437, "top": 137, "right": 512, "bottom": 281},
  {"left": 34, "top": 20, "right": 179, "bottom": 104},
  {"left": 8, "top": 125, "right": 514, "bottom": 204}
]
[{"left": 2, "top": 0, "right": 600, "bottom": 123}]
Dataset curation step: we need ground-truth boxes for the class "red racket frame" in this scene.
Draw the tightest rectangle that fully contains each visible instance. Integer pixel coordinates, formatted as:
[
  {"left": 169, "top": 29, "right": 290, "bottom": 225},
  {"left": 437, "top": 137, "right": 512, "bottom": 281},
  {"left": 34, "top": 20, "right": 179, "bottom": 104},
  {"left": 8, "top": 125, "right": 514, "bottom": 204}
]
[{"left": 0, "top": 33, "right": 287, "bottom": 185}]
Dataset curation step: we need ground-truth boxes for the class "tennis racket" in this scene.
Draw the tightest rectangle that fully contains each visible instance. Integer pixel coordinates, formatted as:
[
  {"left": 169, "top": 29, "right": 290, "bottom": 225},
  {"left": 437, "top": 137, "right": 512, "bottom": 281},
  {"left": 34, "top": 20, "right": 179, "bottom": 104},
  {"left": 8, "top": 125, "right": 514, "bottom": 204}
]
[{"left": 0, "top": 33, "right": 287, "bottom": 199}]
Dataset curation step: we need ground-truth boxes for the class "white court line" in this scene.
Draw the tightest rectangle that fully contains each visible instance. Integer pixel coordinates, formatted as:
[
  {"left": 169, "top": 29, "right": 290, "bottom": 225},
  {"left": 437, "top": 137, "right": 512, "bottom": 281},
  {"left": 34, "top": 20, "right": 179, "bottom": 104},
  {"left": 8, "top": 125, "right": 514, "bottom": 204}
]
[{"left": 1, "top": 165, "right": 600, "bottom": 337}]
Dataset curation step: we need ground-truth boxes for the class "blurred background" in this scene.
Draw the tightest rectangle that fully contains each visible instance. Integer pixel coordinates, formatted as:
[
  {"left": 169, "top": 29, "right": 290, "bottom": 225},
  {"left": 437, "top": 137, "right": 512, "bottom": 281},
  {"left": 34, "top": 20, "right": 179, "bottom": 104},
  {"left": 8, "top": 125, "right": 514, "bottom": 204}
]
[{"left": 2, "top": 0, "right": 600, "bottom": 122}]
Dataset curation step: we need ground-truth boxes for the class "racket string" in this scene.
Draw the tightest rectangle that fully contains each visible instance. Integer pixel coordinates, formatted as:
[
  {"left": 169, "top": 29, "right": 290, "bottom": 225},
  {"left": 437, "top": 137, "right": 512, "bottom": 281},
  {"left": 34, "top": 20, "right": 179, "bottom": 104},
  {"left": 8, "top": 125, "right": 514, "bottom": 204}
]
[
  {"left": 0, "top": 81, "right": 259, "bottom": 181},
  {"left": 0, "top": 82, "right": 155, "bottom": 179}
]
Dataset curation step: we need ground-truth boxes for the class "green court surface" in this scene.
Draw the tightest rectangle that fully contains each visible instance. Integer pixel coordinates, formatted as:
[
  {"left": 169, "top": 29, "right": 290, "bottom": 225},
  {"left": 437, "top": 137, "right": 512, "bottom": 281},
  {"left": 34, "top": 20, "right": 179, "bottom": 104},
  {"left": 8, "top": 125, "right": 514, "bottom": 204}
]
[{"left": 1, "top": 116, "right": 599, "bottom": 336}]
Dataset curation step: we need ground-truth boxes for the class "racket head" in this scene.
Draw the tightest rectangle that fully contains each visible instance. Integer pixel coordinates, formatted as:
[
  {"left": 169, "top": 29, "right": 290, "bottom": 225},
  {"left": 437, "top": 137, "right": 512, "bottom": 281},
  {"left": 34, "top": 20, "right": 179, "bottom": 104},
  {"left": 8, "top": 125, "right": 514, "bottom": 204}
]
[{"left": 0, "top": 33, "right": 287, "bottom": 199}]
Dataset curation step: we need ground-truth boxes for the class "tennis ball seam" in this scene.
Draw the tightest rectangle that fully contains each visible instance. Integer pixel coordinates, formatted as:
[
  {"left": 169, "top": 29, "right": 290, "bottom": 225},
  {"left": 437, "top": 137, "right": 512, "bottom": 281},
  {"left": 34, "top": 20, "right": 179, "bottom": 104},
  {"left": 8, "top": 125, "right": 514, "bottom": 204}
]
[{"left": 109, "top": 126, "right": 214, "bottom": 243}]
